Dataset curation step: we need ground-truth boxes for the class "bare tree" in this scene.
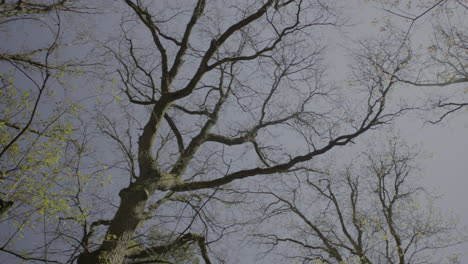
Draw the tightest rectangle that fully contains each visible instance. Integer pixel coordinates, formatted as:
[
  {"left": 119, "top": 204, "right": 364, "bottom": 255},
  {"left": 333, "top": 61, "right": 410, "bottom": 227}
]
[
  {"left": 251, "top": 138, "right": 465, "bottom": 264},
  {"left": 6, "top": 1, "right": 464, "bottom": 263},
  {"left": 366, "top": 0, "right": 467, "bottom": 123},
  {"left": 75, "top": 1, "right": 413, "bottom": 263}
]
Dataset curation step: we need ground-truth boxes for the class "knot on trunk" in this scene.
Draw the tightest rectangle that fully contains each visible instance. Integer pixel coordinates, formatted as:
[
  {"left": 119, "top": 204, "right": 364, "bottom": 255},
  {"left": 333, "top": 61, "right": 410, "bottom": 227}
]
[{"left": 119, "top": 184, "right": 149, "bottom": 201}]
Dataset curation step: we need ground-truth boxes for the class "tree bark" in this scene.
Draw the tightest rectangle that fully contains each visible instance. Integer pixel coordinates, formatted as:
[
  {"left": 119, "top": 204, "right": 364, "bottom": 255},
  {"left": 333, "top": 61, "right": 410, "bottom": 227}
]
[
  {"left": 77, "top": 183, "right": 150, "bottom": 263},
  {"left": 78, "top": 101, "right": 169, "bottom": 263}
]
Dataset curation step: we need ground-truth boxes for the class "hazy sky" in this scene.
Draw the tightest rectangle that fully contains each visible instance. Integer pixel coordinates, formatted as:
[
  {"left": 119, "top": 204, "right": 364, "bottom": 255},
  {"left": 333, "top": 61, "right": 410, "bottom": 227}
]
[
  {"left": 1, "top": 0, "right": 466, "bottom": 263},
  {"left": 342, "top": 0, "right": 468, "bottom": 223}
]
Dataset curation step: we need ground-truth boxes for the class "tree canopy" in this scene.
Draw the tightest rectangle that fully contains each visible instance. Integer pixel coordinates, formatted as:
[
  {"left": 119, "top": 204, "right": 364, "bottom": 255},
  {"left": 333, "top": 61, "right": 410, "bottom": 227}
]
[{"left": 0, "top": 0, "right": 466, "bottom": 263}]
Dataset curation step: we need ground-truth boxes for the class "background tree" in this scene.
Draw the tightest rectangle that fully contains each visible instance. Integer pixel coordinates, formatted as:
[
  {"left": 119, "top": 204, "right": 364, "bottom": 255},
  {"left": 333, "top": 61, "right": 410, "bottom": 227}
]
[
  {"left": 364, "top": 0, "right": 467, "bottom": 123},
  {"left": 0, "top": 0, "right": 104, "bottom": 262},
  {"left": 0, "top": 0, "right": 88, "bottom": 18},
  {"left": 250, "top": 138, "right": 465, "bottom": 264}
]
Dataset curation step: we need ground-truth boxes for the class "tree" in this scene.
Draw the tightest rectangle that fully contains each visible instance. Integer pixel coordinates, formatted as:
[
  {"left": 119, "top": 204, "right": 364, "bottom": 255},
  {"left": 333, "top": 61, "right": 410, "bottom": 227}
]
[
  {"left": 364, "top": 0, "right": 467, "bottom": 123},
  {"left": 0, "top": 0, "right": 101, "bottom": 262},
  {"left": 2, "top": 1, "right": 465, "bottom": 264},
  {"left": 75, "top": 0, "right": 412, "bottom": 263},
  {"left": 250, "top": 138, "right": 465, "bottom": 264},
  {"left": 0, "top": 0, "right": 87, "bottom": 18}
]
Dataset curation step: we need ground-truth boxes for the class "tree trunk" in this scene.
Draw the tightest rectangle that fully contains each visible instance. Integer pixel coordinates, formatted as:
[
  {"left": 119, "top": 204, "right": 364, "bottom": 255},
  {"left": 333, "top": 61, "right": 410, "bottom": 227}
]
[{"left": 77, "top": 183, "right": 150, "bottom": 264}]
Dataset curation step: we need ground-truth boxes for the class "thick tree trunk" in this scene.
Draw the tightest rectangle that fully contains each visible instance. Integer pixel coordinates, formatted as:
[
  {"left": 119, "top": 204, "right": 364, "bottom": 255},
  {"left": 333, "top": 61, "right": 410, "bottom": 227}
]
[
  {"left": 77, "top": 183, "right": 151, "bottom": 264},
  {"left": 78, "top": 100, "right": 170, "bottom": 263}
]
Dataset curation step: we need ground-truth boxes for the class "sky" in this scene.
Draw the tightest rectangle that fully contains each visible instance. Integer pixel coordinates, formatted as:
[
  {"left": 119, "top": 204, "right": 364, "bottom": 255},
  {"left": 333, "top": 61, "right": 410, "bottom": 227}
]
[
  {"left": 340, "top": 0, "right": 468, "bottom": 221},
  {"left": 0, "top": 0, "right": 466, "bottom": 263},
  {"left": 347, "top": 0, "right": 468, "bottom": 223}
]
